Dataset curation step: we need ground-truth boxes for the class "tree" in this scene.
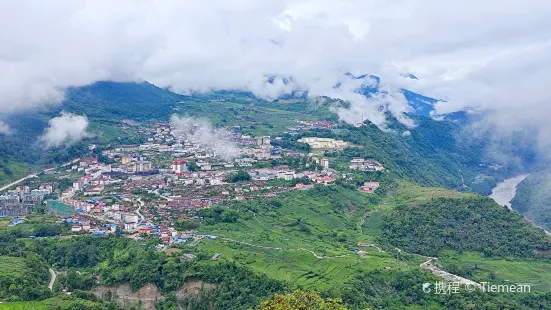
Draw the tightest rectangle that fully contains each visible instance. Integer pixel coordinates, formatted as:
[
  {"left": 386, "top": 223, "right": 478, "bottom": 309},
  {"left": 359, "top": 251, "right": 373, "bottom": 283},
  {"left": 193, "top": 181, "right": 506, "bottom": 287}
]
[
  {"left": 224, "top": 170, "right": 251, "bottom": 183},
  {"left": 256, "top": 290, "right": 348, "bottom": 310}
]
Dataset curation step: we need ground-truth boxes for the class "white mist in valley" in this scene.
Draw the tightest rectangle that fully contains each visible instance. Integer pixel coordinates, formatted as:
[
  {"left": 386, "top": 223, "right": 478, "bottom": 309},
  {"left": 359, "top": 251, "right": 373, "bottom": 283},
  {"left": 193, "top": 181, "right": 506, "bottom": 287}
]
[{"left": 170, "top": 115, "right": 240, "bottom": 161}]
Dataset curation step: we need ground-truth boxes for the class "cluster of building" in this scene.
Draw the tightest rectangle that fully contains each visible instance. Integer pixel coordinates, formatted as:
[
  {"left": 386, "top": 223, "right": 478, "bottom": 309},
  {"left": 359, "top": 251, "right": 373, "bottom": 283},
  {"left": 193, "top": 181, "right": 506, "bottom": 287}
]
[
  {"left": 349, "top": 158, "right": 385, "bottom": 172},
  {"left": 0, "top": 118, "right": 387, "bottom": 250},
  {"left": 288, "top": 120, "right": 337, "bottom": 132},
  {"left": 297, "top": 137, "right": 350, "bottom": 150},
  {"left": 0, "top": 183, "right": 56, "bottom": 217}
]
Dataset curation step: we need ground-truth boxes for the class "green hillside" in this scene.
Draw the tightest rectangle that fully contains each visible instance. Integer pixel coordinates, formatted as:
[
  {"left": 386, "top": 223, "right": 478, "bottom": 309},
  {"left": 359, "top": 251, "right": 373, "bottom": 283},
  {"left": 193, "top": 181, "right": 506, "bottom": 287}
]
[
  {"left": 381, "top": 196, "right": 551, "bottom": 258},
  {"left": 0, "top": 254, "right": 51, "bottom": 301},
  {"left": 193, "top": 186, "right": 414, "bottom": 289},
  {"left": 512, "top": 171, "right": 551, "bottom": 231},
  {"left": 2, "top": 183, "right": 551, "bottom": 308}
]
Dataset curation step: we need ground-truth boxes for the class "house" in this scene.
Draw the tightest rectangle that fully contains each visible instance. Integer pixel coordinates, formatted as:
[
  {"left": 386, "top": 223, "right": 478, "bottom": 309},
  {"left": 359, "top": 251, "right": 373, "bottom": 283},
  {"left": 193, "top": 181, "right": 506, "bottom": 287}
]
[
  {"left": 138, "top": 226, "right": 151, "bottom": 234},
  {"left": 84, "top": 184, "right": 105, "bottom": 196},
  {"left": 235, "top": 158, "right": 256, "bottom": 167},
  {"left": 199, "top": 163, "right": 212, "bottom": 171},
  {"left": 39, "top": 183, "right": 58, "bottom": 193},
  {"left": 80, "top": 157, "right": 98, "bottom": 167},
  {"left": 297, "top": 137, "right": 349, "bottom": 149},
  {"left": 349, "top": 158, "right": 365, "bottom": 170},
  {"left": 211, "top": 253, "right": 222, "bottom": 260},
  {"left": 358, "top": 242, "right": 375, "bottom": 247},
  {"left": 359, "top": 181, "right": 380, "bottom": 193},
  {"left": 124, "top": 222, "right": 138, "bottom": 231},
  {"left": 315, "top": 175, "right": 336, "bottom": 185},
  {"left": 92, "top": 231, "right": 107, "bottom": 237}
]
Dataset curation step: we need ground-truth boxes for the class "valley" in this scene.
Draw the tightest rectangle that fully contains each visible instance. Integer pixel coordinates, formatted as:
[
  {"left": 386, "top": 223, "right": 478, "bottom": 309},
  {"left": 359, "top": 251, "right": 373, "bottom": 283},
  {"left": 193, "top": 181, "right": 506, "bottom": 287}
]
[
  {"left": 3, "top": 3, "right": 551, "bottom": 309},
  {"left": 0, "top": 84, "right": 550, "bottom": 310}
]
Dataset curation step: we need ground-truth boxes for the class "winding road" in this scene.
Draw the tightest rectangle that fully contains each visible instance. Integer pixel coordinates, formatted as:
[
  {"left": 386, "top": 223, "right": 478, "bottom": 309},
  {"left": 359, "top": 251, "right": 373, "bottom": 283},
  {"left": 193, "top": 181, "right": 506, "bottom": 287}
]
[
  {"left": 48, "top": 268, "right": 56, "bottom": 291},
  {"left": 356, "top": 206, "right": 482, "bottom": 287},
  {"left": 135, "top": 198, "right": 145, "bottom": 221}
]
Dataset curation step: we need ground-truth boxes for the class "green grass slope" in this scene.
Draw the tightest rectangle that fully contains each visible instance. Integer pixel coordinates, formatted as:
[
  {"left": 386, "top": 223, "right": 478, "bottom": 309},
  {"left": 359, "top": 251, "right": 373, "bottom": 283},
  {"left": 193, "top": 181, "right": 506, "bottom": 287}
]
[{"left": 193, "top": 186, "right": 426, "bottom": 289}]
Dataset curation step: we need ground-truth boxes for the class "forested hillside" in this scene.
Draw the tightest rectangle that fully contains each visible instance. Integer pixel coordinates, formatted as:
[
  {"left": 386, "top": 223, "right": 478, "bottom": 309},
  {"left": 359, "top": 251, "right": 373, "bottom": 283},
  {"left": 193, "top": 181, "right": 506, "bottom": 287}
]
[
  {"left": 512, "top": 171, "right": 551, "bottom": 231},
  {"left": 382, "top": 197, "right": 551, "bottom": 258},
  {"left": 62, "top": 81, "right": 182, "bottom": 120},
  {"left": 0, "top": 254, "right": 51, "bottom": 301},
  {"left": 0, "top": 81, "right": 183, "bottom": 183}
]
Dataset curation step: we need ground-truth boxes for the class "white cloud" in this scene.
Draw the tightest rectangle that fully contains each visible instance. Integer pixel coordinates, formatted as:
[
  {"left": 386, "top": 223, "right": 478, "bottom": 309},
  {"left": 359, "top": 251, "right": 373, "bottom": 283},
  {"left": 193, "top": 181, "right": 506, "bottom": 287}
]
[
  {"left": 0, "top": 121, "right": 11, "bottom": 135},
  {"left": 170, "top": 115, "right": 240, "bottom": 161},
  {"left": 1, "top": 0, "right": 551, "bottom": 138},
  {"left": 40, "top": 112, "right": 90, "bottom": 147}
]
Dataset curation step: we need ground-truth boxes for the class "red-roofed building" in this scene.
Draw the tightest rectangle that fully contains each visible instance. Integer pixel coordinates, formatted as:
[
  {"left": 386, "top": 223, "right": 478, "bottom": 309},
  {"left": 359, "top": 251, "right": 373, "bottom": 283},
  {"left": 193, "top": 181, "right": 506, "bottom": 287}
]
[{"left": 172, "top": 159, "right": 188, "bottom": 176}]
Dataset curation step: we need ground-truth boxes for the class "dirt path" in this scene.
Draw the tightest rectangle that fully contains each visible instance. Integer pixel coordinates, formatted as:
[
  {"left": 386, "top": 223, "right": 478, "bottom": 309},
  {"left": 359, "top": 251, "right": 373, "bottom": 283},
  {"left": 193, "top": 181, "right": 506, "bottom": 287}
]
[
  {"left": 393, "top": 246, "right": 481, "bottom": 287},
  {"left": 48, "top": 268, "right": 56, "bottom": 291},
  {"left": 420, "top": 258, "right": 482, "bottom": 288},
  {"left": 218, "top": 237, "right": 348, "bottom": 259}
]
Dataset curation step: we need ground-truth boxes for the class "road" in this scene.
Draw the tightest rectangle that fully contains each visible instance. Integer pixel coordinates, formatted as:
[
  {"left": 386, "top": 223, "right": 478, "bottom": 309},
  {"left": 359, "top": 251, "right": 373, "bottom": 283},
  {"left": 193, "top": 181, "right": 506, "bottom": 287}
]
[
  {"left": 135, "top": 198, "right": 145, "bottom": 221},
  {"left": 48, "top": 268, "right": 56, "bottom": 291},
  {"left": 158, "top": 195, "right": 173, "bottom": 201},
  {"left": 83, "top": 212, "right": 119, "bottom": 224},
  {"left": 0, "top": 157, "right": 81, "bottom": 192},
  {"left": 420, "top": 258, "right": 482, "bottom": 288},
  {"left": 357, "top": 210, "right": 481, "bottom": 287},
  {"left": 0, "top": 174, "right": 38, "bottom": 192}
]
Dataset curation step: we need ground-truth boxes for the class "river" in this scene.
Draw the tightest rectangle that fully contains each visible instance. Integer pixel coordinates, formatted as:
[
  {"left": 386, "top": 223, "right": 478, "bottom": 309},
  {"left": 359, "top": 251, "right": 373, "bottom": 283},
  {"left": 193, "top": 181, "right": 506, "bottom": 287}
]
[{"left": 489, "top": 174, "right": 529, "bottom": 209}]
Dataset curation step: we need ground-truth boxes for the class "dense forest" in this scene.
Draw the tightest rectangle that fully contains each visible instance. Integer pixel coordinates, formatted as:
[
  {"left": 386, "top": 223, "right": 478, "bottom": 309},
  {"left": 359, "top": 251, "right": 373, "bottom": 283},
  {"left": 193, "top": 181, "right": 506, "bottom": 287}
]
[
  {"left": 0, "top": 253, "right": 51, "bottom": 301},
  {"left": 382, "top": 197, "right": 551, "bottom": 258}
]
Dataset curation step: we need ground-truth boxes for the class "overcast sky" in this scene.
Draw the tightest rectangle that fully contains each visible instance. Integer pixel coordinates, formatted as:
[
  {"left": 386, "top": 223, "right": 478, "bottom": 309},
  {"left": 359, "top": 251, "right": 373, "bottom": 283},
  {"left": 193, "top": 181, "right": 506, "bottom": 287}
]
[{"left": 1, "top": 0, "right": 551, "bottom": 145}]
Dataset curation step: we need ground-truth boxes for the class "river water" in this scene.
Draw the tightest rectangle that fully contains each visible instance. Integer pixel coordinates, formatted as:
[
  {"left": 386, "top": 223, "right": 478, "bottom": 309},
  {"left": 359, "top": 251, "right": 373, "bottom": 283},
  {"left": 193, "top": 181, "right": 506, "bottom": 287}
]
[{"left": 489, "top": 174, "right": 529, "bottom": 209}]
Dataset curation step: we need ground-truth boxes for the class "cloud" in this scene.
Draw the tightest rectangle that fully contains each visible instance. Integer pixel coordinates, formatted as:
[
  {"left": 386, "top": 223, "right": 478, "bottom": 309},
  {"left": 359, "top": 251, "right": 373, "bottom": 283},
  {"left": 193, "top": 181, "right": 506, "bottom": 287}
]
[
  {"left": 0, "top": 121, "right": 12, "bottom": 135},
  {"left": 170, "top": 115, "right": 240, "bottom": 161},
  {"left": 40, "top": 112, "right": 90, "bottom": 147},
  {"left": 1, "top": 0, "right": 551, "bottom": 138}
]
